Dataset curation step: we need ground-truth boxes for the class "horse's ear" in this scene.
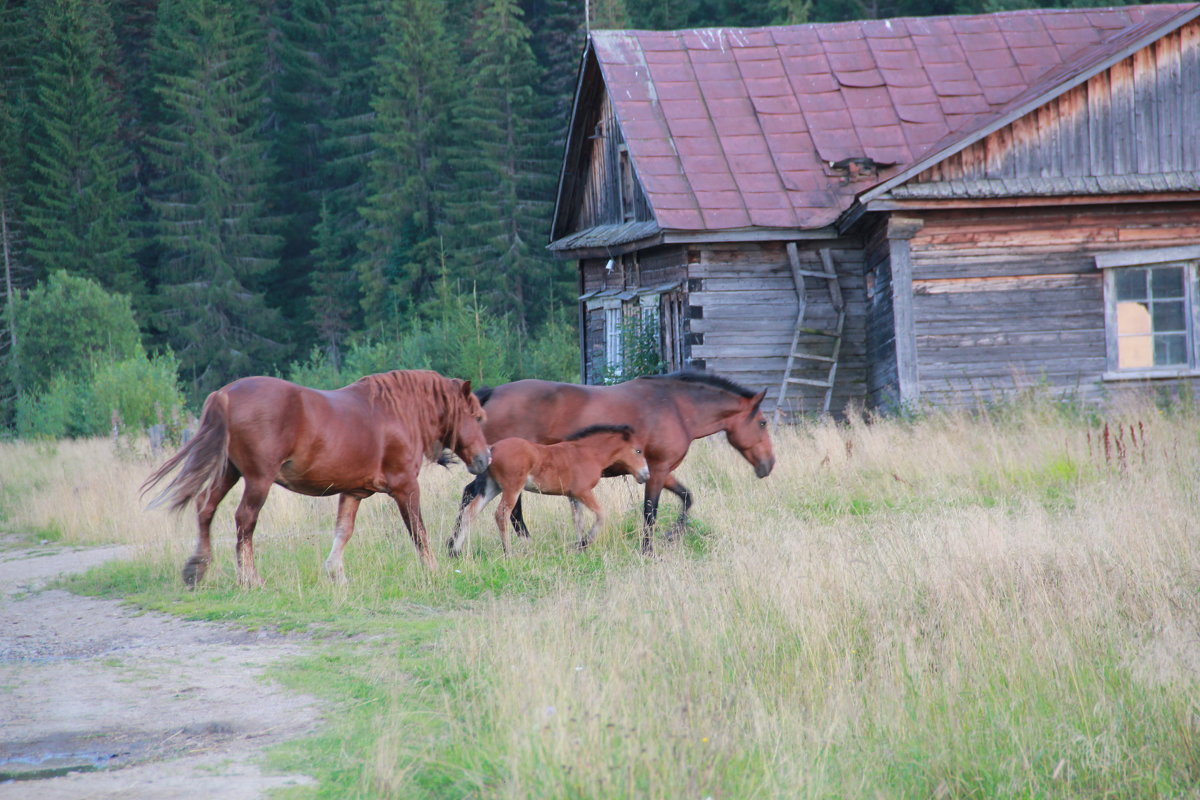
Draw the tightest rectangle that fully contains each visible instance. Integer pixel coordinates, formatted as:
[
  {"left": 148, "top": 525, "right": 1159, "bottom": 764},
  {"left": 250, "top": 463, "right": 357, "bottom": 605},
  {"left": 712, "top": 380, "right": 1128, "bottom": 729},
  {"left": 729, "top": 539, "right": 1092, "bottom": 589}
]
[
  {"left": 460, "top": 380, "right": 473, "bottom": 398},
  {"left": 749, "top": 389, "right": 767, "bottom": 415}
]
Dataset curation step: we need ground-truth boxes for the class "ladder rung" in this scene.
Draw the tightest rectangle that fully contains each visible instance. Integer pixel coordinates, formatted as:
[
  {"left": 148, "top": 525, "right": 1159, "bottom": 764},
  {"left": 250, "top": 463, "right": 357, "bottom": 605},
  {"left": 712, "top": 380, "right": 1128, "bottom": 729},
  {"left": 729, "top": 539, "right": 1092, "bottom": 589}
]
[
  {"left": 799, "top": 327, "right": 841, "bottom": 338},
  {"left": 786, "top": 377, "right": 833, "bottom": 388},
  {"left": 790, "top": 352, "right": 836, "bottom": 363},
  {"left": 794, "top": 269, "right": 838, "bottom": 280}
]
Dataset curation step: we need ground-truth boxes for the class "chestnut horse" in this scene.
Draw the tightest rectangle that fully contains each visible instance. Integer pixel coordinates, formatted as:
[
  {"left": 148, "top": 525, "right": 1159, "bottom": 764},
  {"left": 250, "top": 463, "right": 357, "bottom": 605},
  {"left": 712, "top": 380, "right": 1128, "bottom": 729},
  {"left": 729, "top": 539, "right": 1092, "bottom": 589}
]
[
  {"left": 465, "top": 371, "right": 775, "bottom": 553},
  {"left": 142, "top": 370, "right": 491, "bottom": 587},
  {"left": 449, "top": 424, "right": 650, "bottom": 556}
]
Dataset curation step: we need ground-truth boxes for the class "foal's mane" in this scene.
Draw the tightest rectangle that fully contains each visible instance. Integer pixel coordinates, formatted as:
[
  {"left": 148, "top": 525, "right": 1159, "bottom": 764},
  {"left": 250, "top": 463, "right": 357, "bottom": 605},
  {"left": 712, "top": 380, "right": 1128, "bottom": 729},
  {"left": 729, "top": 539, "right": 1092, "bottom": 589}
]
[
  {"left": 564, "top": 423, "right": 634, "bottom": 441},
  {"left": 643, "top": 370, "right": 757, "bottom": 399}
]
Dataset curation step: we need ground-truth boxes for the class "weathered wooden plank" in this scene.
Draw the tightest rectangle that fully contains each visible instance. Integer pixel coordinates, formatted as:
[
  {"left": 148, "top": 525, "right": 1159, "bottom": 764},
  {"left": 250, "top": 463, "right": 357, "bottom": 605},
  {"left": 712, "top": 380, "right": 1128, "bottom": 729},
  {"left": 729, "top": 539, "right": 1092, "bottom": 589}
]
[
  {"left": 1183, "top": 22, "right": 1200, "bottom": 172},
  {"left": 1087, "top": 70, "right": 1110, "bottom": 177},
  {"left": 911, "top": 255, "right": 1093, "bottom": 280},
  {"left": 1110, "top": 56, "right": 1135, "bottom": 175},
  {"left": 1134, "top": 47, "right": 1159, "bottom": 174},
  {"left": 1156, "top": 33, "right": 1181, "bottom": 174}
]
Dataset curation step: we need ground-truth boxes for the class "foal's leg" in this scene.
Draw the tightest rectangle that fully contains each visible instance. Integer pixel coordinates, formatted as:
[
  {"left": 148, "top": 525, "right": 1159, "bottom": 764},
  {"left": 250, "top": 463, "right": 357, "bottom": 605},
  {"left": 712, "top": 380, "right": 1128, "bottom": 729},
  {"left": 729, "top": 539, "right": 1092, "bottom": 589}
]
[
  {"left": 234, "top": 476, "right": 273, "bottom": 588},
  {"left": 391, "top": 478, "right": 436, "bottom": 569},
  {"left": 184, "top": 463, "right": 239, "bottom": 588},
  {"left": 662, "top": 474, "right": 694, "bottom": 541},
  {"left": 573, "top": 489, "right": 605, "bottom": 550},
  {"left": 324, "top": 493, "right": 362, "bottom": 584},
  {"left": 449, "top": 476, "right": 500, "bottom": 557},
  {"left": 494, "top": 486, "right": 522, "bottom": 556}
]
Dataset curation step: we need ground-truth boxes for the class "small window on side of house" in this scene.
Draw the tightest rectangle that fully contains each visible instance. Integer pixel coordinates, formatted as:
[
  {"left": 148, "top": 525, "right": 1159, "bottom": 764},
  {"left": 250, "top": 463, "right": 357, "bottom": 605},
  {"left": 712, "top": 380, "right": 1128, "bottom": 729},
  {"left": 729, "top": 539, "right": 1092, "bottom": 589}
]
[
  {"left": 1099, "top": 249, "right": 1200, "bottom": 378},
  {"left": 603, "top": 300, "right": 623, "bottom": 377}
]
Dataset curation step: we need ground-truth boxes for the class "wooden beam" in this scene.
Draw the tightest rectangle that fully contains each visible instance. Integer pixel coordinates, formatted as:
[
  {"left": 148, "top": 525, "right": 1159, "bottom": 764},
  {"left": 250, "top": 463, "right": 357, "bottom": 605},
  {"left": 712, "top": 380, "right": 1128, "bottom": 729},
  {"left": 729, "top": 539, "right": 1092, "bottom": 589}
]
[
  {"left": 864, "top": 193, "right": 1200, "bottom": 212},
  {"left": 888, "top": 216, "right": 923, "bottom": 406}
]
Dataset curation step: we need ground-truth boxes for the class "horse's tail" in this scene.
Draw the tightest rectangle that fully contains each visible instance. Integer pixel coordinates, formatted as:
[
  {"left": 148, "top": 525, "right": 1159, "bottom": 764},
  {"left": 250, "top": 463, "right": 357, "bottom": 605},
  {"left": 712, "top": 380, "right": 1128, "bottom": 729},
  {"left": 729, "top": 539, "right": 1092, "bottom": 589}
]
[{"left": 141, "top": 390, "right": 231, "bottom": 513}]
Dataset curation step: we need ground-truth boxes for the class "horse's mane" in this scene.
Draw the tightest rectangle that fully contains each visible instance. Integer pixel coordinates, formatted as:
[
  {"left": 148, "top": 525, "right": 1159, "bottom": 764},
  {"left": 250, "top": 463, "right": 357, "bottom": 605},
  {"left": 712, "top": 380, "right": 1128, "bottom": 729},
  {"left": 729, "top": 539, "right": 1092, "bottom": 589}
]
[
  {"left": 643, "top": 370, "right": 757, "bottom": 399},
  {"left": 474, "top": 385, "right": 495, "bottom": 406},
  {"left": 564, "top": 423, "right": 634, "bottom": 441},
  {"left": 352, "top": 369, "right": 482, "bottom": 420}
]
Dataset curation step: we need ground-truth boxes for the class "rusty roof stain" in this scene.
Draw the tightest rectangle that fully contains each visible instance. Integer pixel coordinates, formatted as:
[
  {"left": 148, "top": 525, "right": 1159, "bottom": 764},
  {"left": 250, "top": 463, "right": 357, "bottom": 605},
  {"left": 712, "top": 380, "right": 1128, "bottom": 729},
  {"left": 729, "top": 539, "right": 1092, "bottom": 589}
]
[{"left": 587, "top": 4, "right": 1199, "bottom": 232}]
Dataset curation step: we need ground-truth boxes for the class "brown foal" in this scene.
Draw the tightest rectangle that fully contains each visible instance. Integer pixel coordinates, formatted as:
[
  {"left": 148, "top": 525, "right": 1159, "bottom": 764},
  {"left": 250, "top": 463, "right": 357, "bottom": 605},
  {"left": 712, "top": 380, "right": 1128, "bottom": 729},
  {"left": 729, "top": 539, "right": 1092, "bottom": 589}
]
[{"left": 448, "top": 424, "right": 649, "bottom": 556}]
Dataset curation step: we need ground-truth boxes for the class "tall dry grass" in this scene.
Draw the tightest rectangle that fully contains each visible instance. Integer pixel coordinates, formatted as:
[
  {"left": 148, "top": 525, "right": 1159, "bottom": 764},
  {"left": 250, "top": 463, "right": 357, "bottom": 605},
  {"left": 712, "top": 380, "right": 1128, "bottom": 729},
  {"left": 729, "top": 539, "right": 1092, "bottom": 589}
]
[
  {"left": 4, "top": 397, "right": 1200, "bottom": 797},
  {"left": 425, "top": 401, "right": 1200, "bottom": 797}
]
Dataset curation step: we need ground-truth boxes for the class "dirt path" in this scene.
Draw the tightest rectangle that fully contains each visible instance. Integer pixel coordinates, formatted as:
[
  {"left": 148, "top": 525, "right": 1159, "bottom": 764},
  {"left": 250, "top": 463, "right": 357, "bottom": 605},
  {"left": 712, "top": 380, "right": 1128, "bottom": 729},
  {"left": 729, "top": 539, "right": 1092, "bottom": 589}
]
[{"left": 0, "top": 537, "right": 321, "bottom": 799}]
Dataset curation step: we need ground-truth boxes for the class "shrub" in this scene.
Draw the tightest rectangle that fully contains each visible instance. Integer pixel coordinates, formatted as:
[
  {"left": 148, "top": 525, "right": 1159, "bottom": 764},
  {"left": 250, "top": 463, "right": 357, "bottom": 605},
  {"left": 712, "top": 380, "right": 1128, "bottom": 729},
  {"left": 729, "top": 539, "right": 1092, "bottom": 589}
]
[
  {"left": 15, "top": 353, "right": 184, "bottom": 439},
  {"left": 7, "top": 271, "right": 142, "bottom": 396}
]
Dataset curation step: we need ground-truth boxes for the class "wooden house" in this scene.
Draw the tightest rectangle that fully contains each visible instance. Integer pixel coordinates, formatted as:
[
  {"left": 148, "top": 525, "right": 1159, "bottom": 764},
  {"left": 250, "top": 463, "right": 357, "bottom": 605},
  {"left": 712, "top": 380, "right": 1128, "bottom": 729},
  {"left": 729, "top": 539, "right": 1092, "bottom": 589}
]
[{"left": 549, "top": 3, "right": 1200, "bottom": 416}]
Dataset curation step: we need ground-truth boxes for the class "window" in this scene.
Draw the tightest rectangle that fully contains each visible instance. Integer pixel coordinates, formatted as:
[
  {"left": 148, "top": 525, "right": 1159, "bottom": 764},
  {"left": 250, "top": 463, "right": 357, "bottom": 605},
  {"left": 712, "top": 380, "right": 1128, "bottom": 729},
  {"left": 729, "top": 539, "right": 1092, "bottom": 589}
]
[
  {"left": 1099, "top": 247, "right": 1200, "bottom": 378},
  {"left": 603, "top": 299, "right": 624, "bottom": 377}
]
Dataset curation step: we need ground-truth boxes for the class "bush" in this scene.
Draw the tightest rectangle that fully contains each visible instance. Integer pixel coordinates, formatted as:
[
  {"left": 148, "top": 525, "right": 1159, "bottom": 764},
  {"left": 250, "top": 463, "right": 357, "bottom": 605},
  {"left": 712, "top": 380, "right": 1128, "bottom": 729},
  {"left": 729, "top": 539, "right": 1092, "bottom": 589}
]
[
  {"left": 7, "top": 271, "right": 142, "bottom": 396},
  {"left": 15, "top": 353, "right": 184, "bottom": 439}
]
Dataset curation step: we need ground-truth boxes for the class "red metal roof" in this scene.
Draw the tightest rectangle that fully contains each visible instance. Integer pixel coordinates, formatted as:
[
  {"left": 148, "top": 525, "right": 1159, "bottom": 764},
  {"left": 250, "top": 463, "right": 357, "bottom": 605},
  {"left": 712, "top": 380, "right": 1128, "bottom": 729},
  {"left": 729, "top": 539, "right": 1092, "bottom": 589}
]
[{"left": 589, "top": 4, "right": 1197, "bottom": 231}]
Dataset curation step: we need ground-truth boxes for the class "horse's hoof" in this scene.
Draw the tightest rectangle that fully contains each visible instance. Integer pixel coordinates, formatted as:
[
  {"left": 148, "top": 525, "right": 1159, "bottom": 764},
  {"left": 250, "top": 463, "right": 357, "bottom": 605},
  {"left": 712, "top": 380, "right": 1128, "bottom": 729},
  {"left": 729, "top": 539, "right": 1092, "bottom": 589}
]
[{"left": 181, "top": 557, "right": 208, "bottom": 589}]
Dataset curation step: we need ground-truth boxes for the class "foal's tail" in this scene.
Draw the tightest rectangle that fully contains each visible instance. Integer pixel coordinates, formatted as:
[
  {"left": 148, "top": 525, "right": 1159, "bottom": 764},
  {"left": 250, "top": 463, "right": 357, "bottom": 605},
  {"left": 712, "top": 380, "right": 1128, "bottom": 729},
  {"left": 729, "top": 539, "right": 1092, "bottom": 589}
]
[{"left": 141, "top": 390, "right": 231, "bottom": 513}]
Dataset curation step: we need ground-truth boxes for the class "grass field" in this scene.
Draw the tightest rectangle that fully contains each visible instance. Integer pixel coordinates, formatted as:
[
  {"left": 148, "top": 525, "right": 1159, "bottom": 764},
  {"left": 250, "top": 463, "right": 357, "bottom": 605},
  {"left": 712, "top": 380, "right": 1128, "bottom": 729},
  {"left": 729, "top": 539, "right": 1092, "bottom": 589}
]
[{"left": 3, "top": 396, "right": 1200, "bottom": 798}]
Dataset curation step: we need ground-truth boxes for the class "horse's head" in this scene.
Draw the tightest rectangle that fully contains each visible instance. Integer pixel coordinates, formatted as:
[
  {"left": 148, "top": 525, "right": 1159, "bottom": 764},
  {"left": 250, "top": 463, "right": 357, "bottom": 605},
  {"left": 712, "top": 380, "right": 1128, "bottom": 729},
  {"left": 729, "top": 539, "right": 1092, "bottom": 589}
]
[
  {"left": 724, "top": 389, "right": 775, "bottom": 478},
  {"left": 447, "top": 379, "right": 491, "bottom": 475},
  {"left": 614, "top": 430, "right": 650, "bottom": 484}
]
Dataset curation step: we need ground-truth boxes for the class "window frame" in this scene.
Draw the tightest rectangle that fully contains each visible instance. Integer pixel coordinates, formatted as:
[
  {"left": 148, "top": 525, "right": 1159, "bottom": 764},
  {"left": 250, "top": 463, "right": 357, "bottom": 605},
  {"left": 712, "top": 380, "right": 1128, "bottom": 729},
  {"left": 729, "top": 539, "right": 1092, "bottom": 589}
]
[{"left": 1098, "top": 245, "right": 1200, "bottom": 380}]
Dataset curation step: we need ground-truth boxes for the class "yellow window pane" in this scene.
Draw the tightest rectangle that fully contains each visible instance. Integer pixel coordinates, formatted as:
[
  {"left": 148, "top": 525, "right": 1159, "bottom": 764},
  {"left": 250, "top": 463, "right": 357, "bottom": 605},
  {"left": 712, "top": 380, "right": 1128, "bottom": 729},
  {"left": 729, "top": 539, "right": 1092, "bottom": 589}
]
[
  {"left": 1118, "top": 334, "right": 1153, "bottom": 368},
  {"left": 1117, "top": 301, "right": 1152, "bottom": 335}
]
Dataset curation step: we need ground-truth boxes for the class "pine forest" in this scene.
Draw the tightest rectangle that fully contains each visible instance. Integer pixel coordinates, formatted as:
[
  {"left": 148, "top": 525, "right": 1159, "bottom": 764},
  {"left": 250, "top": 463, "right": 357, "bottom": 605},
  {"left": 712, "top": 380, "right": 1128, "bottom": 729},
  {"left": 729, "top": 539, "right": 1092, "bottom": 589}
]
[{"left": 0, "top": 0, "right": 1146, "bottom": 437}]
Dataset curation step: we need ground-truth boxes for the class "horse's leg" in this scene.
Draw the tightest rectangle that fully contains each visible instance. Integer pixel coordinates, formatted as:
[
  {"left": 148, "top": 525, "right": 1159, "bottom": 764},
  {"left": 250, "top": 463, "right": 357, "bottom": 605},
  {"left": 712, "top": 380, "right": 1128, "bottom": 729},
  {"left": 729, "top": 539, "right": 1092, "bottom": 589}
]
[
  {"left": 184, "top": 463, "right": 239, "bottom": 588},
  {"left": 460, "top": 474, "right": 485, "bottom": 512},
  {"left": 234, "top": 476, "right": 272, "bottom": 588},
  {"left": 569, "top": 497, "right": 585, "bottom": 546},
  {"left": 449, "top": 476, "right": 499, "bottom": 557},
  {"left": 573, "top": 490, "right": 604, "bottom": 550},
  {"left": 324, "top": 493, "right": 362, "bottom": 584},
  {"left": 391, "top": 479, "right": 436, "bottom": 569},
  {"left": 640, "top": 473, "right": 668, "bottom": 554},
  {"left": 511, "top": 494, "right": 531, "bottom": 539},
  {"left": 662, "top": 474, "right": 694, "bottom": 541}
]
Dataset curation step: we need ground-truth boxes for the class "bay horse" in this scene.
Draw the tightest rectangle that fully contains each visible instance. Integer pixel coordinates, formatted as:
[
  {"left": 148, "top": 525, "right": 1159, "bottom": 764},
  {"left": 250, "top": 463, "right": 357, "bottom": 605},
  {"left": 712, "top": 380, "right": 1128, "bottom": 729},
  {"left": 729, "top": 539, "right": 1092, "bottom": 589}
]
[
  {"left": 449, "top": 424, "right": 650, "bottom": 556},
  {"left": 465, "top": 371, "right": 775, "bottom": 553},
  {"left": 142, "top": 370, "right": 491, "bottom": 587}
]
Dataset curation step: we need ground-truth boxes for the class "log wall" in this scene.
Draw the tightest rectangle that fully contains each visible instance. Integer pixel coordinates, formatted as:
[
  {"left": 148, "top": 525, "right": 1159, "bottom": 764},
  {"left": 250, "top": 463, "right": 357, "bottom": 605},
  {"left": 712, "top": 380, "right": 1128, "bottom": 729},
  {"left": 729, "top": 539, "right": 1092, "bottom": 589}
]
[
  {"left": 907, "top": 202, "right": 1200, "bottom": 407},
  {"left": 687, "top": 240, "right": 868, "bottom": 418}
]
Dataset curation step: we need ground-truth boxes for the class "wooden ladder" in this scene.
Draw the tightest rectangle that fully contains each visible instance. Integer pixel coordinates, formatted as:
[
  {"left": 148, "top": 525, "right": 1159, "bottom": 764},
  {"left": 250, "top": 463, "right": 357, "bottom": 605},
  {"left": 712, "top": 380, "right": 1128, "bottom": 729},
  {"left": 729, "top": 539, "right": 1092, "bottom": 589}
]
[{"left": 773, "top": 243, "right": 845, "bottom": 426}]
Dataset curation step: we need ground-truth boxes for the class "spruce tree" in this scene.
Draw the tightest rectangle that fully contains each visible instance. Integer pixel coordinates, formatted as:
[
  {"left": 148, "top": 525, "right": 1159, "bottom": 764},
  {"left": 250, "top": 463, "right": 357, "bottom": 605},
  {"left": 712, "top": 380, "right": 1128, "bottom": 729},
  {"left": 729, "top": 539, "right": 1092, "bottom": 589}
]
[
  {"left": 24, "top": 0, "right": 138, "bottom": 295},
  {"left": 356, "top": 0, "right": 459, "bottom": 332},
  {"left": 264, "top": 0, "right": 340, "bottom": 351},
  {"left": 304, "top": 0, "right": 385, "bottom": 353},
  {"left": 450, "top": 0, "right": 566, "bottom": 332},
  {"left": 147, "top": 0, "right": 286, "bottom": 398}
]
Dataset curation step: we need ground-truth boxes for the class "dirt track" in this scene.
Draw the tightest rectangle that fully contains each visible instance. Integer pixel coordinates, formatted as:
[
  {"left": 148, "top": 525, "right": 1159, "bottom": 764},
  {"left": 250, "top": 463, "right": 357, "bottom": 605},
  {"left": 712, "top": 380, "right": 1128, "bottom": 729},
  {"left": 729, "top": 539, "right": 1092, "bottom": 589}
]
[{"left": 0, "top": 537, "right": 320, "bottom": 799}]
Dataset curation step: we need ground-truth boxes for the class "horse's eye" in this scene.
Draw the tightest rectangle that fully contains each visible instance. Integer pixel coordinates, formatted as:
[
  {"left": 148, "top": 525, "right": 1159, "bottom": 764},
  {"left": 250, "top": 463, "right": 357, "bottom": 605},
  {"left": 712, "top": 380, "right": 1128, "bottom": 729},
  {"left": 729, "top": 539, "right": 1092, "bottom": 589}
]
[
  {"left": 635, "top": 449, "right": 642, "bottom": 454},
  {"left": 758, "top": 420, "right": 767, "bottom": 428}
]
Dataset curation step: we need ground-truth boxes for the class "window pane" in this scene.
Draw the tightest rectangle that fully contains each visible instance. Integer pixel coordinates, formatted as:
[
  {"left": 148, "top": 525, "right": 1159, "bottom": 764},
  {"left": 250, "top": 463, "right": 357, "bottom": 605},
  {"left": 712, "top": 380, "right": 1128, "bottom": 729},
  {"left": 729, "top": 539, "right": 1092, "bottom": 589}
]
[
  {"left": 1151, "top": 266, "right": 1185, "bottom": 298},
  {"left": 1115, "top": 268, "right": 1146, "bottom": 300},
  {"left": 1117, "top": 301, "right": 1151, "bottom": 335},
  {"left": 1118, "top": 334, "right": 1153, "bottom": 368},
  {"left": 1153, "top": 300, "right": 1186, "bottom": 332},
  {"left": 1155, "top": 333, "right": 1187, "bottom": 366}
]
